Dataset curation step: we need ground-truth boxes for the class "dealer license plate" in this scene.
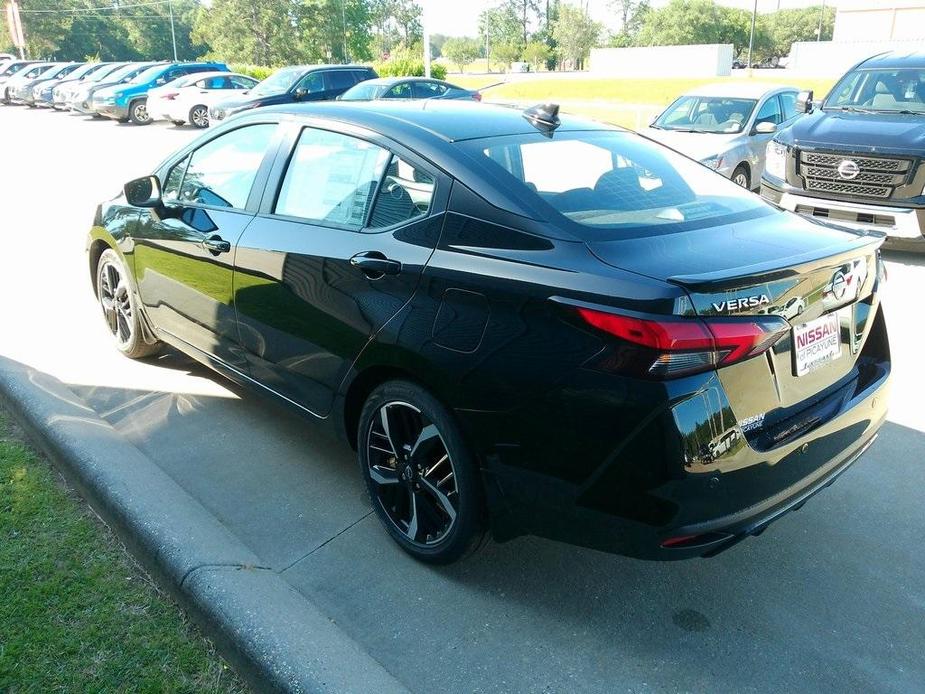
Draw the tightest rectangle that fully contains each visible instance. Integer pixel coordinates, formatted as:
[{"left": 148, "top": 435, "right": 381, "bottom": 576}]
[{"left": 793, "top": 313, "right": 842, "bottom": 377}]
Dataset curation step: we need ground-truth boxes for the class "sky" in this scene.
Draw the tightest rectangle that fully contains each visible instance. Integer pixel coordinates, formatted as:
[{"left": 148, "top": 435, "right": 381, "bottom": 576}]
[{"left": 424, "top": 0, "right": 847, "bottom": 37}]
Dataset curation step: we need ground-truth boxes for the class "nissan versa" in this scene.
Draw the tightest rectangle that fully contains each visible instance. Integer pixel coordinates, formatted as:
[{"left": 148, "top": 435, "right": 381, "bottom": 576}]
[{"left": 87, "top": 101, "right": 891, "bottom": 564}]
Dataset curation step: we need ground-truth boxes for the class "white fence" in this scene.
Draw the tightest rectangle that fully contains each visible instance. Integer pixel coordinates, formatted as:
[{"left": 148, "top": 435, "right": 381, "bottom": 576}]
[
  {"left": 788, "top": 40, "right": 925, "bottom": 75},
  {"left": 589, "top": 44, "right": 734, "bottom": 78}
]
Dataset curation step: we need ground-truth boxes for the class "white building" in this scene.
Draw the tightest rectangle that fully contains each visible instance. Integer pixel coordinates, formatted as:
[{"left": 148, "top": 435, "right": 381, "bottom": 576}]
[{"left": 834, "top": 0, "right": 925, "bottom": 42}]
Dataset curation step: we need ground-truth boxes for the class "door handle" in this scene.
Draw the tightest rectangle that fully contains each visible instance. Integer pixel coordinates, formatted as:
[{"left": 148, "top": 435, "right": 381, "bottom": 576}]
[
  {"left": 201, "top": 235, "right": 230, "bottom": 255},
  {"left": 350, "top": 251, "right": 402, "bottom": 278}
]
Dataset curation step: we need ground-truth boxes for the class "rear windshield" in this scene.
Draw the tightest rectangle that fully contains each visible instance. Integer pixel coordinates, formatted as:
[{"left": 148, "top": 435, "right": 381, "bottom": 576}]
[
  {"left": 460, "top": 130, "right": 771, "bottom": 239},
  {"left": 825, "top": 67, "right": 925, "bottom": 114},
  {"left": 341, "top": 82, "right": 390, "bottom": 100}
]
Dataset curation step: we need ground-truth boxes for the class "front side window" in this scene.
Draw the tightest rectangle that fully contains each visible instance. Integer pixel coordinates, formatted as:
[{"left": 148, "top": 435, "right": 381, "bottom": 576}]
[
  {"left": 162, "top": 154, "right": 189, "bottom": 201},
  {"left": 383, "top": 83, "right": 413, "bottom": 99},
  {"left": 653, "top": 96, "right": 757, "bottom": 134},
  {"left": 754, "top": 96, "right": 783, "bottom": 126},
  {"left": 462, "top": 131, "right": 769, "bottom": 239},
  {"left": 275, "top": 127, "right": 391, "bottom": 229},
  {"left": 231, "top": 75, "right": 257, "bottom": 89},
  {"left": 176, "top": 124, "right": 275, "bottom": 209},
  {"left": 779, "top": 92, "right": 798, "bottom": 120},
  {"left": 294, "top": 71, "right": 324, "bottom": 94},
  {"left": 825, "top": 67, "right": 925, "bottom": 113}
]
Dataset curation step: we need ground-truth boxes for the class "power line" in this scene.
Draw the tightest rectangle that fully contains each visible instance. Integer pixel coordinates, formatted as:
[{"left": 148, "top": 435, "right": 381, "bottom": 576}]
[{"left": 19, "top": 1, "right": 174, "bottom": 14}]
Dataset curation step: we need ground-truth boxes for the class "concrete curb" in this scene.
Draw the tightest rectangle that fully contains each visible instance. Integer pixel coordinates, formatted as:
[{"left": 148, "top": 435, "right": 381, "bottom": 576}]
[{"left": 0, "top": 355, "right": 409, "bottom": 694}]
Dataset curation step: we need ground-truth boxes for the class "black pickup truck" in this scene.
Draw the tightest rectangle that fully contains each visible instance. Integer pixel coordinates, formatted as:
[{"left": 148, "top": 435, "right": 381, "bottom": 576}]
[{"left": 761, "top": 51, "right": 925, "bottom": 251}]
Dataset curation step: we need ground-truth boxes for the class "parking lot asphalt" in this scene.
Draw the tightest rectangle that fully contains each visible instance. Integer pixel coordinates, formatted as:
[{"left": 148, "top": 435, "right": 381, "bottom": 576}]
[{"left": 1, "top": 106, "right": 924, "bottom": 693}]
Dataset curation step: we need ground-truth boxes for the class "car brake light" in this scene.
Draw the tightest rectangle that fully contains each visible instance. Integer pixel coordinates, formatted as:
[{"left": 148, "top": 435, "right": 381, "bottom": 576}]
[
  {"left": 472, "top": 92, "right": 482, "bottom": 101},
  {"left": 163, "top": 92, "right": 179, "bottom": 100},
  {"left": 575, "top": 306, "right": 788, "bottom": 378}
]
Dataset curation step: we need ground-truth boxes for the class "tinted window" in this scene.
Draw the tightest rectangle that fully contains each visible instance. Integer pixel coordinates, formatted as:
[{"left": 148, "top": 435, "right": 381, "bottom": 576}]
[
  {"left": 163, "top": 155, "right": 189, "bottom": 202},
  {"left": 463, "top": 131, "right": 767, "bottom": 239},
  {"left": 230, "top": 75, "right": 257, "bottom": 89},
  {"left": 779, "top": 91, "right": 797, "bottom": 120},
  {"left": 199, "top": 76, "right": 231, "bottom": 90},
  {"left": 383, "top": 83, "right": 413, "bottom": 99},
  {"left": 177, "top": 124, "right": 275, "bottom": 209},
  {"left": 754, "top": 96, "right": 783, "bottom": 125},
  {"left": 412, "top": 81, "right": 448, "bottom": 99},
  {"left": 369, "top": 156, "right": 434, "bottom": 228},
  {"left": 325, "top": 70, "right": 356, "bottom": 90},
  {"left": 275, "top": 127, "right": 391, "bottom": 229},
  {"left": 294, "top": 71, "right": 324, "bottom": 93},
  {"left": 351, "top": 70, "right": 372, "bottom": 84}
]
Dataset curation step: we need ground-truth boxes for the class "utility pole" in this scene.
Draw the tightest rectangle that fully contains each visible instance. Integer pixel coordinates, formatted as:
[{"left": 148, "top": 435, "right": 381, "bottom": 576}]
[
  {"left": 167, "top": 0, "right": 178, "bottom": 60},
  {"left": 342, "top": 0, "right": 348, "bottom": 62},
  {"left": 422, "top": 0, "right": 431, "bottom": 78},
  {"left": 817, "top": 0, "right": 827, "bottom": 42},
  {"left": 746, "top": 0, "right": 757, "bottom": 69}
]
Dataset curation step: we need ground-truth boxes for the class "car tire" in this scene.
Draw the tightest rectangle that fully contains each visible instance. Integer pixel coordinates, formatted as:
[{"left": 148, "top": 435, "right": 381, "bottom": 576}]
[
  {"left": 732, "top": 164, "right": 751, "bottom": 189},
  {"left": 358, "top": 380, "right": 486, "bottom": 564},
  {"left": 128, "top": 99, "right": 151, "bottom": 125},
  {"left": 95, "top": 248, "right": 159, "bottom": 359},
  {"left": 188, "top": 105, "right": 209, "bottom": 128}
]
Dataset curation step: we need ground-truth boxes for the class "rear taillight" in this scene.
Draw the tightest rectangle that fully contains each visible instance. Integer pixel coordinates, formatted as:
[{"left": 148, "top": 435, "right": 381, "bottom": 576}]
[
  {"left": 575, "top": 306, "right": 788, "bottom": 378},
  {"left": 163, "top": 92, "right": 179, "bottom": 100},
  {"left": 472, "top": 92, "right": 482, "bottom": 101}
]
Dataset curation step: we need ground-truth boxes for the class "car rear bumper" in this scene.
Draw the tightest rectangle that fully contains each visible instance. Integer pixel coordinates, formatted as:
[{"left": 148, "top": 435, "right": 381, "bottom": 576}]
[
  {"left": 762, "top": 179, "right": 925, "bottom": 245},
  {"left": 471, "top": 307, "right": 891, "bottom": 560}
]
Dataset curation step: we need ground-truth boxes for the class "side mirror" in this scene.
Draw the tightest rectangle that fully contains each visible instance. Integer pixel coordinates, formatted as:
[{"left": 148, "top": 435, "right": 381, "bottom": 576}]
[
  {"left": 796, "top": 89, "right": 813, "bottom": 114},
  {"left": 124, "top": 175, "right": 162, "bottom": 208},
  {"left": 293, "top": 87, "right": 307, "bottom": 101},
  {"left": 754, "top": 121, "right": 777, "bottom": 134}
]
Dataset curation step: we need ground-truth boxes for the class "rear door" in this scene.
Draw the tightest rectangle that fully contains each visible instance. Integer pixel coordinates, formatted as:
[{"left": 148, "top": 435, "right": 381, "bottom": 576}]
[
  {"left": 132, "top": 121, "right": 280, "bottom": 369},
  {"left": 323, "top": 69, "right": 358, "bottom": 99},
  {"left": 233, "top": 122, "right": 449, "bottom": 416}
]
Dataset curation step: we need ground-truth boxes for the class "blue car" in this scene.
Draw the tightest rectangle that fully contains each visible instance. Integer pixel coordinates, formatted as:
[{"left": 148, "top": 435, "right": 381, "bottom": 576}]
[{"left": 93, "top": 61, "right": 228, "bottom": 124}]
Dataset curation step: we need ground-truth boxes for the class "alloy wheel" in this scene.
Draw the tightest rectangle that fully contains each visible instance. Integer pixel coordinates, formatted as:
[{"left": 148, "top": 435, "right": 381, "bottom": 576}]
[
  {"left": 733, "top": 171, "right": 749, "bottom": 188},
  {"left": 190, "top": 105, "right": 209, "bottom": 128},
  {"left": 366, "top": 401, "right": 460, "bottom": 546},
  {"left": 98, "top": 259, "right": 133, "bottom": 348},
  {"left": 133, "top": 102, "right": 149, "bottom": 123}
]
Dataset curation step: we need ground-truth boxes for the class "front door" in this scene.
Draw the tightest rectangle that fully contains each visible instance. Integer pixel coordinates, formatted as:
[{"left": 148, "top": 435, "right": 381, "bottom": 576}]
[
  {"left": 233, "top": 124, "right": 447, "bottom": 416},
  {"left": 132, "top": 122, "right": 278, "bottom": 369}
]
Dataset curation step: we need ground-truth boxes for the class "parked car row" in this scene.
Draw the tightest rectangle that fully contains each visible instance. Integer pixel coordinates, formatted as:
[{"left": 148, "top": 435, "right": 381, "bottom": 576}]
[{"left": 0, "top": 58, "right": 482, "bottom": 128}]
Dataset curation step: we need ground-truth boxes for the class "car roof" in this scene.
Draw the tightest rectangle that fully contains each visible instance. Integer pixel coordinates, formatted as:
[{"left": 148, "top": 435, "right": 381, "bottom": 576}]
[
  {"left": 858, "top": 51, "right": 925, "bottom": 69},
  {"left": 681, "top": 82, "right": 798, "bottom": 99},
  {"left": 253, "top": 100, "right": 614, "bottom": 144},
  {"left": 358, "top": 77, "right": 450, "bottom": 86}
]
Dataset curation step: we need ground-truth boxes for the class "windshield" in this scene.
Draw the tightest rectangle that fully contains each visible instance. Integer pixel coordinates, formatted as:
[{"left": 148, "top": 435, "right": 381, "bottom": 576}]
[
  {"left": 251, "top": 66, "right": 304, "bottom": 96},
  {"left": 460, "top": 130, "right": 770, "bottom": 240},
  {"left": 129, "top": 64, "right": 167, "bottom": 84},
  {"left": 653, "top": 96, "right": 757, "bottom": 133},
  {"left": 65, "top": 63, "right": 98, "bottom": 80},
  {"left": 826, "top": 67, "right": 925, "bottom": 114},
  {"left": 340, "top": 82, "right": 389, "bottom": 100},
  {"left": 93, "top": 63, "right": 135, "bottom": 82}
]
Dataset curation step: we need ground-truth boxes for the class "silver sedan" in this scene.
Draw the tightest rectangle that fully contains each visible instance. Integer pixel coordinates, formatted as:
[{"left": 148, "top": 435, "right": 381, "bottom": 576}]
[{"left": 644, "top": 83, "right": 801, "bottom": 189}]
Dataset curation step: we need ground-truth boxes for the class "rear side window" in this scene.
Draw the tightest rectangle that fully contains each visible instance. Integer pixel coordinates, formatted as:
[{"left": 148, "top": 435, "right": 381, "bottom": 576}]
[
  {"left": 351, "top": 70, "right": 372, "bottom": 84},
  {"left": 412, "top": 81, "right": 448, "bottom": 99},
  {"left": 275, "top": 127, "right": 391, "bottom": 229},
  {"left": 368, "top": 156, "right": 435, "bottom": 228},
  {"left": 325, "top": 70, "right": 356, "bottom": 91},
  {"left": 462, "top": 131, "right": 767, "bottom": 239},
  {"left": 176, "top": 124, "right": 275, "bottom": 209},
  {"left": 383, "top": 83, "right": 412, "bottom": 99}
]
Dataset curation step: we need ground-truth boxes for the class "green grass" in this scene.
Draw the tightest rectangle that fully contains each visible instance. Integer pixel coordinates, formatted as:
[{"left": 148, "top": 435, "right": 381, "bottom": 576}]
[
  {"left": 451, "top": 74, "right": 838, "bottom": 106},
  {"left": 0, "top": 411, "right": 245, "bottom": 693}
]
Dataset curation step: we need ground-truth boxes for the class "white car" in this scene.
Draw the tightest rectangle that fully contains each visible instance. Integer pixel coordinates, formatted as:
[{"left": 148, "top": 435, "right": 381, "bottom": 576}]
[
  {"left": 148, "top": 71, "right": 258, "bottom": 127},
  {"left": 644, "top": 83, "right": 801, "bottom": 190}
]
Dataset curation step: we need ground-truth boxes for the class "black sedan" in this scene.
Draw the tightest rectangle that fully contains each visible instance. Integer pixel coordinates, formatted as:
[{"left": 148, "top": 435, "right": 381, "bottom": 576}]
[
  {"left": 338, "top": 77, "right": 481, "bottom": 101},
  {"left": 88, "top": 101, "right": 890, "bottom": 564}
]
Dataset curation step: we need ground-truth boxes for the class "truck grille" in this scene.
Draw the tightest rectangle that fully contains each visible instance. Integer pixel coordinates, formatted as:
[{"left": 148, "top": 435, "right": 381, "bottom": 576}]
[{"left": 798, "top": 150, "right": 914, "bottom": 200}]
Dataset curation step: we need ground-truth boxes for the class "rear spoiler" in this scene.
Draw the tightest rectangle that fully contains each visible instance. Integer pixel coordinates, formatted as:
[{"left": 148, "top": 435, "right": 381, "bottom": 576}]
[{"left": 667, "top": 233, "right": 884, "bottom": 292}]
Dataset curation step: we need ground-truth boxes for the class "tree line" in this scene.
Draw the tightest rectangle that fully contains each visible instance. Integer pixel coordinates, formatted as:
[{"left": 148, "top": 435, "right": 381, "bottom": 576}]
[{"left": 2, "top": 0, "right": 836, "bottom": 71}]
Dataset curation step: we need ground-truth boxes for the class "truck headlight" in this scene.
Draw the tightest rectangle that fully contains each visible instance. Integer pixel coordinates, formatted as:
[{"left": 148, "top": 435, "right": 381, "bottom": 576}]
[{"left": 765, "top": 141, "right": 787, "bottom": 180}]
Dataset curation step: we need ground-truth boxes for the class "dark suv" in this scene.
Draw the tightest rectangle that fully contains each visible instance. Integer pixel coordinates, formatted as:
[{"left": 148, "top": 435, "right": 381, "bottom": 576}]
[
  {"left": 209, "top": 64, "right": 377, "bottom": 124},
  {"left": 761, "top": 51, "right": 925, "bottom": 251}
]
